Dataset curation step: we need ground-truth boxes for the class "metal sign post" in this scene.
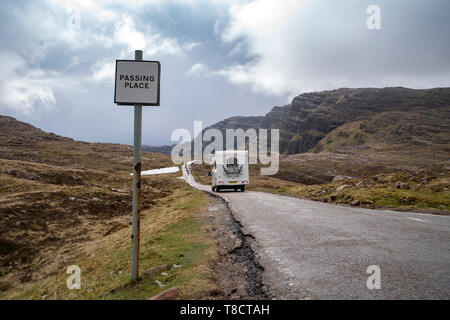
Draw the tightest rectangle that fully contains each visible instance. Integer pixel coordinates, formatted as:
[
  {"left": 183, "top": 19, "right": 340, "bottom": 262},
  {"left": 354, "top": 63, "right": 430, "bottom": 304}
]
[
  {"left": 114, "top": 50, "right": 161, "bottom": 281},
  {"left": 131, "top": 50, "right": 143, "bottom": 281}
]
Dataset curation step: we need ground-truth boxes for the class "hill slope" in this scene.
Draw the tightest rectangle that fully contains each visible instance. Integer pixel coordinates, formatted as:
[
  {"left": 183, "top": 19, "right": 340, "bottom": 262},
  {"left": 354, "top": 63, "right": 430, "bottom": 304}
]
[
  {"left": 0, "top": 116, "right": 179, "bottom": 293},
  {"left": 204, "top": 87, "right": 450, "bottom": 158},
  {"left": 191, "top": 87, "right": 450, "bottom": 214}
]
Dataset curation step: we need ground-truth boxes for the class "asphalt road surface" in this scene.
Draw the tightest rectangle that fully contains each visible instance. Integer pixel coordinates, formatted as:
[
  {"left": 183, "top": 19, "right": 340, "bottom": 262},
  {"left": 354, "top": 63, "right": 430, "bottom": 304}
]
[{"left": 182, "top": 164, "right": 450, "bottom": 299}]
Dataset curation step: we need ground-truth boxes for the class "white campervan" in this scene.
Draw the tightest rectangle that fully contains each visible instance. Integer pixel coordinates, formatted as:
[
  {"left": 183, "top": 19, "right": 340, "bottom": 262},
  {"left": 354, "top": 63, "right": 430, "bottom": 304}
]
[{"left": 211, "top": 150, "right": 249, "bottom": 192}]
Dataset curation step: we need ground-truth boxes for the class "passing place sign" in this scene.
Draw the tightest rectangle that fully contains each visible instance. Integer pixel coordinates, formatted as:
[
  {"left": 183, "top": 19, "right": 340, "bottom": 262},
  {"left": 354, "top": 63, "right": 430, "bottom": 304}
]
[{"left": 114, "top": 60, "right": 160, "bottom": 106}]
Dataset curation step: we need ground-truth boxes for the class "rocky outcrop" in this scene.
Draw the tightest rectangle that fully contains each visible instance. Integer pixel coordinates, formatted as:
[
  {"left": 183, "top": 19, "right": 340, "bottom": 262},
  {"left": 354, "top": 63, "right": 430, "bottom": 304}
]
[{"left": 203, "top": 87, "right": 450, "bottom": 155}]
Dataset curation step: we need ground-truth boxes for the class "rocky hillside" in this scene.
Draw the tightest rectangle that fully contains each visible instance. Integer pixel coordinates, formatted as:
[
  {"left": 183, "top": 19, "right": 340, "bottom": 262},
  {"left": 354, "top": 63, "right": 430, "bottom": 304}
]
[
  {"left": 204, "top": 87, "right": 450, "bottom": 158},
  {"left": 190, "top": 87, "right": 450, "bottom": 213},
  {"left": 0, "top": 116, "right": 176, "bottom": 292}
]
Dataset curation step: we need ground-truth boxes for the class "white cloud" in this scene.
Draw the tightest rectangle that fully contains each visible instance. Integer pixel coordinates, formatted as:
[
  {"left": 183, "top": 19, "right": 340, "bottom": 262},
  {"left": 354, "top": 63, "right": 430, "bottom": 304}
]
[
  {"left": 223, "top": 0, "right": 302, "bottom": 43},
  {"left": 0, "top": 51, "right": 57, "bottom": 116},
  {"left": 114, "top": 15, "right": 183, "bottom": 57},
  {"left": 90, "top": 13, "right": 194, "bottom": 84},
  {"left": 91, "top": 60, "right": 115, "bottom": 83},
  {"left": 216, "top": 0, "right": 305, "bottom": 96},
  {"left": 50, "top": 0, "right": 118, "bottom": 21},
  {"left": 184, "top": 41, "right": 203, "bottom": 51},
  {"left": 39, "top": 2, "right": 187, "bottom": 55},
  {"left": 67, "top": 56, "right": 82, "bottom": 69},
  {"left": 213, "top": 20, "right": 221, "bottom": 35},
  {"left": 186, "top": 63, "right": 211, "bottom": 76},
  {"left": 216, "top": 63, "right": 288, "bottom": 95},
  {"left": 216, "top": 0, "right": 450, "bottom": 97},
  {"left": 114, "top": 15, "right": 147, "bottom": 51}
]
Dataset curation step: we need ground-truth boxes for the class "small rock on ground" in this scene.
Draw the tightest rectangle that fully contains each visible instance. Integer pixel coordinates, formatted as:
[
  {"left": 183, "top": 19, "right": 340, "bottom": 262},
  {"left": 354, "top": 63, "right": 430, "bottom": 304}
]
[{"left": 142, "top": 264, "right": 167, "bottom": 276}]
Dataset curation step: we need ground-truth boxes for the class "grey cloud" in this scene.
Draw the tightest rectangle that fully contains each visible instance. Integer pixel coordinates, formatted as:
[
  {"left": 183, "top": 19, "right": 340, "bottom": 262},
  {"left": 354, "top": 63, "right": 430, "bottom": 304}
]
[{"left": 0, "top": 0, "right": 449, "bottom": 146}]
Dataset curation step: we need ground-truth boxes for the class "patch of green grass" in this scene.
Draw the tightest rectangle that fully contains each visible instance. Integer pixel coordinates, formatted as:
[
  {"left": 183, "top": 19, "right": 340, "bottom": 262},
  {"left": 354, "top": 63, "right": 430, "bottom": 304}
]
[
  {"left": 105, "top": 217, "right": 212, "bottom": 300},
  {"left": 346, "top": 187, "right": 450, "bottom": 211}
]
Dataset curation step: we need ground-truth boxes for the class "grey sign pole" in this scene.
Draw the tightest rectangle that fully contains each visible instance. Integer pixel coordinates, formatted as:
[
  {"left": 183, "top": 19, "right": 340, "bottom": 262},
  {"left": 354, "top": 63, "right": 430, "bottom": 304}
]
[{"left": 131, "top": 49, "right": 143, "bottom": 281}]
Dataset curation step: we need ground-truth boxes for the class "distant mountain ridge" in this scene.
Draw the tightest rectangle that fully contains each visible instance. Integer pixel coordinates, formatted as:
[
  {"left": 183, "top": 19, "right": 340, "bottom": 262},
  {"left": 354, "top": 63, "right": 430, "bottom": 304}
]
[
  {"left": 203, "top": 87, "right": 450, "bottom": 156},
  {"left": 142, "top": 144, "right": 174, "bottom": 155}
]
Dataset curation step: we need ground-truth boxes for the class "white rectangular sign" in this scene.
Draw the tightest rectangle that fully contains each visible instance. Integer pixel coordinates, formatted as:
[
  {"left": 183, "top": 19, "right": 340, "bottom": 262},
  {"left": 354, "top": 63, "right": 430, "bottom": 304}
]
[{"left": 114, "top": 60, "right": 160, "bottom": 106}]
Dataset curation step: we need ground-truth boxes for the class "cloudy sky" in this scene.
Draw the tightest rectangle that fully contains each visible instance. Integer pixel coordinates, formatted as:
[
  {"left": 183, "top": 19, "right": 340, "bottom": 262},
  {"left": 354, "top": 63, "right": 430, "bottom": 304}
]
[{"left": 0, "top": 0, "right": 449, "bottom": 146}]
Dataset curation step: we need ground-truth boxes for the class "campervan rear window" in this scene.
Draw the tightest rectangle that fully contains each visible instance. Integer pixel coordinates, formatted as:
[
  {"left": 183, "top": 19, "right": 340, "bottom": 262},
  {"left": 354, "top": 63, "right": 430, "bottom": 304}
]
[{"left": 226, "top": 157, "right": 238, "bottom": 167}]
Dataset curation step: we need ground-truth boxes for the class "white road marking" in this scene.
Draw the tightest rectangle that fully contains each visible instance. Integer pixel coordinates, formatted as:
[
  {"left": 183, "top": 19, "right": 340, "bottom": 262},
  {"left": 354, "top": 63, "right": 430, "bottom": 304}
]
[{"left": 409, "top": 217, "right": 426, "bottom": 223}]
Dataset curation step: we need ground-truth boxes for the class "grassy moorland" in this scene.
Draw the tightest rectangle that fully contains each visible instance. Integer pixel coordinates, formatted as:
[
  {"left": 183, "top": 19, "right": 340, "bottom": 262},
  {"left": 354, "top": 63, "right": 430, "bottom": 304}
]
[
  {"left": 1, "top": 181, "right": 220, "bottom": 300},
  {"left": 0, "top": 115, "right": 220, "bottom": 299}
]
